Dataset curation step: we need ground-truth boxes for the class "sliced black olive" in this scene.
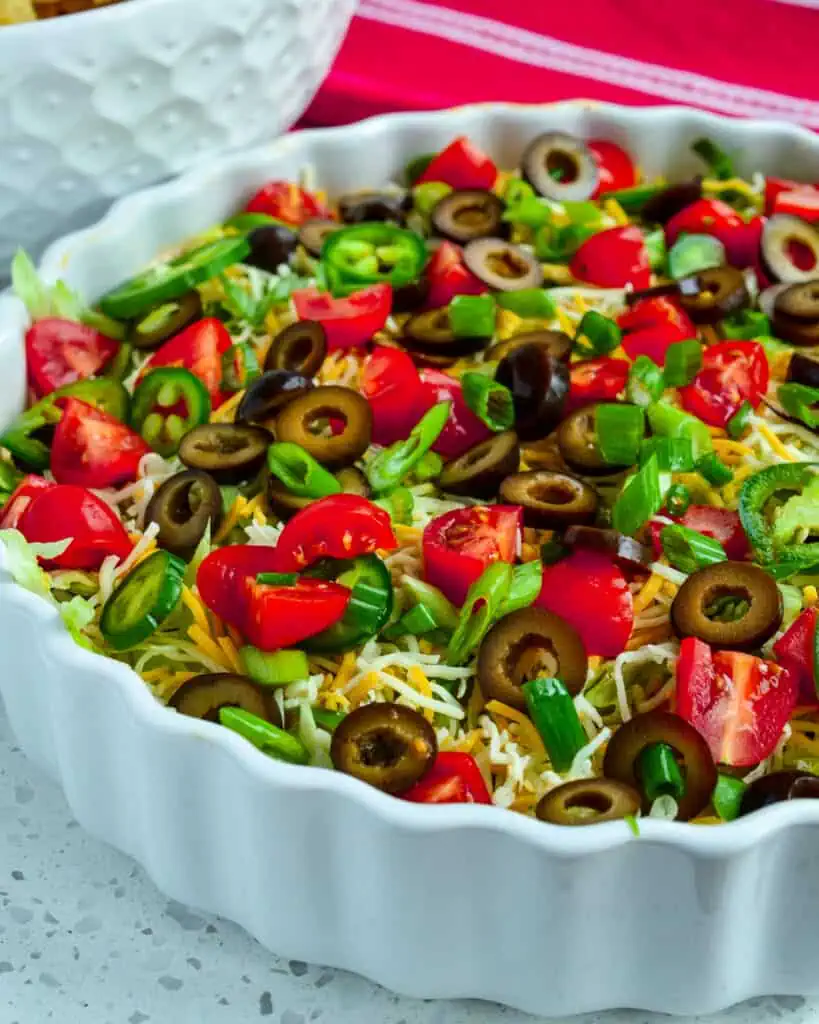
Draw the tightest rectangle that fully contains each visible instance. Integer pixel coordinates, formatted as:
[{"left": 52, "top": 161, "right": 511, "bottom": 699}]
[
  {"left": 338, "top": 191, "right": 409, "bottom": 225},
  {"left": 521, "top": 132, "right": 598, "bottom": 202},
  {"left": 536, "top": 779, "right": 642, "bottom": 826},
  {"left": 245, "top": 223, "right": 299, "bottom": 273},
  {"left": 265, "top": 466, "right": 369, "bottom": 520},
  {"left": 788, "top": 352, "right": 819, "bottom": 389},
  {"left": 739, "top": 771, "right": 815, "bottom": 816},
  {"left": 264, "top": 321, "right": 327, "bottom": 378},
  {"left": 168, "top": 672, "right": 282, "bottom": 728},
  {"left": 486, "top": 329, "right": 573, "bottom": 364},
  {"left": 670, "top": 561, "right": 783, "bottom": 650},
  {"left": 274, "top": 385, "right": 372, "bottom": 469},
  {"left": 499, "top": 470, "right": 597, "bottom": 529},
  {"left": 677, "top": 266, "right": 749, "bottom": 324},
  {"left": 557, "top": 404, "right": 611, "bottom": 475},
  {"left": 129, "top": 291, "right": 202, "bottom": 350},
  {"left": 430, "top": 190, "right": 506, "bottom": 244},
  {"left": 495, "top": 343, "right": 569, "bottom": 441},
  {"left": 772, "top": 312, "right": 819, "bottom": 347},
  {"left": 563, "top": 525, "right": 651, "bottom": 571},
  {"left": 762, "top": 214, "right": 819, "bottom": 284},
  {"left": 774, "top": 280, "right": 819, "bottom": 321},
  {"left": 463, "top": 238, "right": 543, "bottom": 292},
  {"left": 602, "top": 710, "right": 717, "bottom": 820},
  {"left": 625, "top": 281, "right": 683, "bottom": 305},
  {"left": 299, "top": 218, "right": 341, "bottom": 258},
  {"left": 178, "top": 423, "right": 272, "bottom": 484},
  {"left": 439, "top": 432, "right": 520, "bottom": 498},
  {"left": 392, "top": 275, "right": 430, "bottom": 314},
  {"left": 477, "top": 607, "right": 588, "bottom": 709},
  {"left": 403, "top": 308, "right": 487, "bottom": 357},
  {"left": 330, "top": 703, "right": 437, "bottom": 794},
  {"left": 520, "top": 435, "right": 572, "bottom": 473},
  {"left": 236, "top": 370, "right": 313, "bottom": 430},
  {"left": 640, "top": 180, "right": 703, "bottom": 225},
  {"left": 145, "top": 470, "right": 223, "bottom": 559}
]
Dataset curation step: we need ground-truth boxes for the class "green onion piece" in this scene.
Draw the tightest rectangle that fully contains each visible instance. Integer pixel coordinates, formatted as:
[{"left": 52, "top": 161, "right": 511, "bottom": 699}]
[
  {"left": 405, "top": 152, "right": 436, "bottom": 185},
  {"left": 692, "top": 137, "right": 735, "bottom": 180},
  {"left": 497, "top": 560, "right": 543, "bottom": 618},
  {"left": 667, "top": 234, "right": 725, "bottom": 280},
  {"left": 219, "top": 707, "right": 310, "bottom": 764},
  {"left": 612, "top": 454, "right": 666, "bottom": 537},
  {"left": 222, "top": 342, "right": 260, "bottom": 391},
  {"left": 642, "top": 227, "right": 667, "bottom": 271},
  {"left": 663, "top": 339, "right": 702, "bottom": 387},
  {"left": 461, "top": 373, "right": 514, "bottom": 432},
  {"left": 311, "top": 707, "right": 347, "bottom": 732},
  {"left": 412, "top": 181, "right": 452, "bottom": 217},
  {"left": 563, "top": 200, "right": 610, "bottom": 227},
  {"left": 599, "top": 183, "right": 663, "bottom": 213},
  {"left": 639, "top": 436, "right": 695, "bottom": 472},
  {"left": 696, "top": 451, "right": 734, "bottom": 486},
  {"left": 495, "top": 289, "right": 557, "bottom": 320},
  {"left": 502, "top": 177, "right": 537, "bottom": 206},
  {"left": 721, "top": 308, "right": 770, "bottom": 340},
  {"left": 535, "top": 223, "right": 598, "bottom": 262},
  {"left": 240, "top": 646, "right": 309, "bottom": 686},
  {"left": 778, "top": 383, "right": 819, "bottom": 429},
  {"left": 661, "top": 524, "right": 727, "bottom": 573},
  {"left": 502, "top": 195, "right": 552, "bottom": 229},
  {"left": 576, "top": 310, "right": 622, "bottom": 356},
  {"left": 0, "top": 461, "right": 24, "bottom": 501},
  {"left": 256, "top": 572, "right": 299, "bottom": 586},
  {"left": 665, "top": 483, "right": 692, "bottom": 517},
  {"left": 267, "top": 442, "right": 341, "bottom": 499},
  {"left": 727, "top": 400, "right": 753, "bottom": 439},
  {"left": 380, "top": 485, "right": 415, "bottom": 525},
  {"left": 624, "top": 814, "right": 641, "bottom": 837},
  {"left": 637, "top": 742, "right": 686, "bottom": 803},
  {"left": 522, "top": 677, "right": 587, "bottom": 773},
  {"left": 647, "top": 401, "right": 713, "bottom": 459},
  {"left": 411, "top": 451, "right": 444, "bottom": 483},
  {"left": 449, "top": 294, "right": 497, "bottom": 338},
  {"left": 712, "top": 774, "right": 747, "bottom": 822},
  {"left": 367, "top": 401, "right": 451, "bottom": 493},
  {"left": 596, "top": 404, "right": 645, "bottom": 466},
  {"left": 627, "top": 356, "right": 665, "bottom": 407},
  {"left": 397, "top": 603, "right": 439, "bottom": 636},
  {"left": 540, "top": 538, "right": 569, "bottom": 565},
  {"left": 402, "top": 577, "right": 459, "bottom": 631},
  {"left": 447, "top": 562, "right": 513, "bottom": 665}
]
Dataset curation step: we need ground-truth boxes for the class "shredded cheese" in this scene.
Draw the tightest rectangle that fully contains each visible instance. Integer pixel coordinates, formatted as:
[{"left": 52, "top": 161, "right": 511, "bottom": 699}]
[{"left": 484, "top": 700, "right": 546, "bottom": 758}]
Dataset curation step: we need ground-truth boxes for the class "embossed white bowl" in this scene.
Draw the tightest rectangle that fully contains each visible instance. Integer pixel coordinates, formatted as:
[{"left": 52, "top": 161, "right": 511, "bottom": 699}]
[
  {"left": 4, "top": 103, "right": 819, "bottom": 1018},
  {"left": 0, "top": 0, "right": 357, "bottom": 274}
]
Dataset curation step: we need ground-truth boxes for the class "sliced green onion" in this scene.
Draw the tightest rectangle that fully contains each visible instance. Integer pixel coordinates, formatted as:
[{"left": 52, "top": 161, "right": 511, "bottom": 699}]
[
  {"left": 665, "top": 483, "right": 692, "bottom": 517},
  {"left": 661, "top": 524, "right": 727, "bottom": 574},
  {"left": 461, "top": 373, "right": 514, "bottom": 433},
  {"left": 727, "top": 400, "right": 753, "bottom": 439},
  {"left": 396, "top": 603, "right": 439, "bottom": 636},
  {"left": 239, "top": 646, "right": 309, "bottom": 686},
  {"left": 667, "top": 234, "right": 725, "bottom": 280},
  {"left": 502, "top": 195, "right": 552, "bottom": 229},
  {"left": 405, "top": 152, "right": 436, "bottom": 185},
  {"left": 267, "top": 442, "right": 341, "bottom": 499},
  {"left": 692, "top": 137, "right": 735, "bottom": 180},
  {"left": 219, "top": 707, "right": 309, "bottom": 765},
  {"left": 612, "top": 454, "right": 666, "bottom": 537},
  {"left": 596, "top": 403, "right": 646, "bottom": 468},
  {"left": 562, "top": 200, "right": 610, "bottom": 228},
  {"left": 502, "top": 177, "right": 537, "bottom": 206},
  {"left": 540, "top": 538, "right": 569, "bottom": 565},
  {"left": 721, "top": 308, "right": 770, "bottom": 340},
  {"left": 712, "top": 774, "right": 747, "bottom": 822},
  {"left": 379, "top": 485, "right": 415, "bottom": 525},
  {"left": 627, "top": 356, "right": 665, "bottom": 407},
  {"left": 696, "top": 451, "right": 734, "bottom": 486},
  {"left": 639, "top": 437, "right": 695, "bottom": 472},
  {"left": 311, "top": 707, "right": 347, "bottom": 732},
  {"left": 599, "top": 183, "right": 664, "bottom": 213},
  {"left": 642, "top": 227, "right": 667, "bottom": 271},
  {"left": 495, "top": 289, "right": 557, "bottom": 320},
  {"left": 449, "top": 294, "right": 496, "bottom": 338},
  {"left": 663, "top": 339, "right": 702, "bottom": 387},
  {"left": 412, "top": 181, "right": 452, "bottom": 216},
  {"left": 575, "top": 310, "right": 621, "bottom": 356},
  {"left": 778, "top": 383, "right": 819, "bottom": 429},
  {"left": 497, "top": 560, "right": 543, "bottom": 618},
  {"left": 522, "top": 677, "right": 587, "bottom": 773},
  {"left": 402, "top": 577, "right": 459, "bottom": 631},
  {"left": 367, "top": 401, "right": 451, "bottom": 493},
  {"left": 535, "top": 223, "right": 597, "bottom": 262},
  {"left": 447, "top": 562, "right": 513, "bottom": 665},
  {"left": 647, "top": 401, "right": 713, "bottom": 458},
  {"left": 411, "top": 451, "right": 443, "bottom": 483},
  {"left": 637, "top": 742, "right": 686, "bottom": 803},
  {"left": 256, "top": 572, "right": 299, "bottom": 586},
  {"left": 624, "top": 814, "right": 641, "bottom": 837}
]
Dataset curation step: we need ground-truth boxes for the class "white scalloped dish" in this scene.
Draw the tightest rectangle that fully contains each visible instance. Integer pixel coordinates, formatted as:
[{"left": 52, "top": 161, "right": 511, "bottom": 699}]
[{"left": 4, "top": 103, "right": 819, "bottom": 1017}]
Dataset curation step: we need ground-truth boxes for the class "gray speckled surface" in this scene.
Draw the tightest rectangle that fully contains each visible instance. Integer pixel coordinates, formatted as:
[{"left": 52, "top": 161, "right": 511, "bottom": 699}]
[{"left": 0, "top": 699, "right": 818, "bottom": 1024}]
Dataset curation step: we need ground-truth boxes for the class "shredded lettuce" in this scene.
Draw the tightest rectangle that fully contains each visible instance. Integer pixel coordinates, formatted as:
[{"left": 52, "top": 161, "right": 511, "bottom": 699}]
[
  {"left": 59, "top": 595, "right": 97, "bottom": 651},
  {"left": 0, "top": 529, "right": 70, "bottom": 599}
]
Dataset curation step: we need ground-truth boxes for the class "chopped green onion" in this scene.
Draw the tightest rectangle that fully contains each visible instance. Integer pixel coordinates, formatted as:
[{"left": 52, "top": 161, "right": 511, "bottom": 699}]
[
  {"left": 412, "top": 181, "right": 452, "bottom": 216},
  {"left": 667, "top": 234, "right": 725, "bottom": 280},
  {"left": 727, "top": 400, "right": 753, "bottom": 439},
  {"left": 405, "top": 152, "right": 436, "bottom": 185},
  {"left": 540, "top": 537, "right": 569, "bottom": 565},
  {"left": 449, "top": 293, "right": 496, "bottom": 338},
  {"left": 643, "top": 227, "right": 667, "bottom": 271},
  {"left": 497, "top": 561, "right": 543, "bottom": 618},
  {"left": 502, "top": 195, "right": 552, "bottom": 229},
  {"left": 379, "top": 485, "right": 415, "bottom": 525},
  {"left": 696, "top": 451, "right": 734, "bottom": 486},
  {"left": 627, "top": 356, "right": 665, "bottom": 407},
  {"left": 639, "top": 436, "right": 695, "bottom": 472},
  {"left": 575, "top": 310, "right": 622, "bottom": 356},
  {"left": 411, "top": 451, "right": 443, "bottom": 483},
  {"left": 522, "top": 677, "right": 587, "bottom": 773},
  {"left": 612, "top": 454, "right": 667, "bottom": 537},
  {"left": 267, "top": 442, "right": 341, "bottom": 499},
  {"left": 637, "top": 742, "right": 686, "bottom": 803},
  {"left": 502, "top": 177, "right": 537, "bottom": 206},
  {"left": 778, "top": 383, "right": 819, "bottom": 429},
  {"left": 447, "top": 562, "right": 513, "bottom": 665},
  {"left": 535, "top": 223, "right": 598, "bottom": 262},
  {"left": 721, "top": 309, "right": 770, "bottom": 340},
  {"left": 692, "top": 137, "right": 735, "bottom": 180},
  {"left": 663, "top": 340, "right": 702, "bottom": 387},
  {"left": 596, "top": 403, "right": 645, "bottom": 466},
  {"left": 665, "top": 483, "right": 692, "bottom": 517},
  {"left": 256, "top": 572, "right": 299, "bottom": 586},
  {"left": 219, "top": 707, "right": 310, "bottom": 765},
  {"left": 222, "top": 342, "right": 260, "bottom": 391},
  {"left": 311, "top": 707, "right": 347, "bottom": 732},
  {"left": 495, "top": 289, "right": 557, "bottom": 320},
  {"left": 461, "top": 373, "right": 514, "bottom": 433},
  {"left": 647, "top": 401, "right": 713, "bottom": 458},
  {"left": 367, "top": 401, "right": 451, "bottom": 493},
  {"left": 624, "top": 814, "right": 641, "bottom": 837},
  {"left": 239, "top": 646, "right": 309, "bottom": 686},
  {"left": 402, "top": 577, "right": 459, "bottom": 631},
  {"left": 712, "top": 774, "right": 747, "bottom": 822},
  {"left": 396, "top": 603, "right": 439, "bottom": 636},
  {"left": 661, "top": 524, "right": 727, "bottom": 573},
  {"left": 599, "top": 184, "right": 663, "bottom": 214}
]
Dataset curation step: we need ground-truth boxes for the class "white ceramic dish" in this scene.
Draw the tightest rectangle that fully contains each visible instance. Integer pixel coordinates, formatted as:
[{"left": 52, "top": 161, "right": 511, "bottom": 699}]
[
  {"left": 3, "top": 102, "right": 819, "bottom": 1018},
  {"left": 0, "top": 0, "right": 357, "bottom": 275}
]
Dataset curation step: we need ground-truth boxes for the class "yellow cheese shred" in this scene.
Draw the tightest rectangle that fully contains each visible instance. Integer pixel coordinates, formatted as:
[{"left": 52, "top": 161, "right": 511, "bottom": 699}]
[
  {"left": 757, "top": 422, "right": 796, "bottom": 461},
  {"left": 217, "top": 635, "right": 244, "bottom": 674},
  {"left": 187, "top": 623, "right": 233, "bottom": 671},
  {"left": 633, "top": 572, "right": 665, "bottom": 614},
  {"left": 484, "top": 700, "right": 546, "bottom": 758},
  {"left": 181, "top": 586, "right": 210, "bottom": 633},
  {"left": 214, "top": 495, "right": 248, "bottom": 543},
  {"left": 210, "top": 390, "right": 245, "bottom": 424},
  {"left": 408, "top": 664, "right": 435, "bottom": 722}
]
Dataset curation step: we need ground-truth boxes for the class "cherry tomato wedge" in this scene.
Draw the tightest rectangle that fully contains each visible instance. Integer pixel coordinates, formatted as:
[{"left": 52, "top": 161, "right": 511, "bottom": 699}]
[
  {"left": 50, "top": 398, "right": 151, "bottom": 489},
  {"left": 139, "top": 318, "right": 231, "bottom": 406},
  {"left": 423, "top": 505, "right": 522, "bottom": 607},
  {"left": 677, "top": 637, "right": 797, "bottom": 767},
  {"left": 401, "top": 752, "right": 492, "bottom": 805},
  {"left": 245, "top": 181, "right": 333, "bottom": 226},
  {"left": 665, "top": 198, "right": 760, "bottom": 269},
  {"left": 292, "top": 284, "right": 392, "bottom": 351},
  {"left": 196, "top": 545, "right": 286, "bottom": 629},
  {"left": 774, "top": 608, "right": 819, "bottom": 706},
  {"left": 570, "top": 226, "right": 651, "bottom": 290},
  {"left": 618, "top": 297, "right": 696, "bottom": 365},
  {"left": 241, "top": 576, "right": 351, "bottom": 652},
  {"left": 0, "top": 475, "right": 55, "bottom": 531},
  {"left": 679, "top": 340, "right": 768, "bottom": 428},
  {"left": 765, "top": 177, "right": 817, "bottom": 215},
  {"left": 272, "top": 494, "right": 398, "bottom": 573},
  {"left": 15, "top": 483, "right": 132, "bottom": 570},
  {"left": 361, "top": 346, "right": 426, "bottom": 446},
  {"left": 424, "top": 241, "right": 487, "bottom": 311},
  {"left": 566, "top": 357, "right": 629, "bottom": 413},
  {"left": 650, "top": 505, "right": 750, "bottom": 562},
  {"left": 416, "top": 136, "right": 498, "bottom": 191},
  {"left": 773, "top": 190, "right": 819, "bottom": 223},
  {"left": 588, "top": 140, "right": 637, "bottom": 198},
  {"left": 25, "top": 318, "right": 120, "bottom": 399},
  {"left": 535, "top": 550, "right": 633, "bottom": 658},
  {"left": 418, "top": 368, "right": 492, "bottom": 460}
]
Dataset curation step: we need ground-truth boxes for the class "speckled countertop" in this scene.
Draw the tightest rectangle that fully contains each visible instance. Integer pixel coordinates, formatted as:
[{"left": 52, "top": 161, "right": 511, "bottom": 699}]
[{"left": 0, "top": 700, "right": 817, "bottom": 1024}]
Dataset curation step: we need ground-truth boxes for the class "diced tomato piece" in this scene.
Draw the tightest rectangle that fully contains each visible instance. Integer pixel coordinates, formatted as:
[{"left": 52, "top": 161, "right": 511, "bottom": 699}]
[
  {"left": 773, "top": 190, "right": 819, "bottom": 224},
  {"left": 649, "top": 506, "right": 750, "bottom": 562},
  {"left": 241, "top": 576, "right": 350, "bottom": 652},
  {"left": 360, "top": 346, "right": 426, "bottom": 445},
  {"left": 292, "top": 284, "right": 392, "bottom": 351},
  {"left": 50, "top": 398, "right": 151, "bottom": 489},
  {"left": 139, "top": 318, "right": 231, "bottom": 405},
  {"left": 417, "top": 368, "right": 492, "bottom": 460},
  {"left": 416, "top": 136, "right": 498, "bottom": 191},
  {"left": 196, "top": 545, "right": 286, "bottom": 629},
  {"left": 774, "top": 608, "right": 819, "bottom": 706},
  {"left": 618, "top": 297, "right": 696, "bottom": 365},
  {"left": 566, "top": 357, "right": 629, "bottom": 413},
  {"left": 423, "top": 505, "right": 522, "bottom": 607},
  {"left": 245, "top": 181, "right": 333, "bottom": 226},
  {"left": 588, "top": 140, "right": 637, "bottom": 198},
  {"left": 666, "top": 199, "right": 760, "bottom": 269},
  {"left": 765, "top": 177, "right": 817, "bottom": 215},
  {"left": 0, "top": 475, "right": 55, "bottom": 531},
  {"left": 679, "top": 340, "right": 768, "bottom": 428},
  {"left": 570, "top": 226, "right": 651, "bottom": 290},
  {"left": 25, "top": 318, "right": 120, "bottom": 399},
  {"left": 424, "top": 242, "right": 487, "bottom": 310},
  {"left": 401, "top": 752, "right": 492, "bottom": 805},
  {"left": 535, "top": 550, "right": 633, "bottom": 657},
  {"left": 677, "top": 637, "right": 797, "bottom": 767}
]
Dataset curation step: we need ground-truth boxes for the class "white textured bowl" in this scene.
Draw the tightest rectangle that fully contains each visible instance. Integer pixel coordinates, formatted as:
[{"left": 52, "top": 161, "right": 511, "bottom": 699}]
[
  {"left": 0, "top": 0, "right": 357, "bottom": 274},
  {"left": 4, "top": 102, "right": 819, "bottom": 1018}
]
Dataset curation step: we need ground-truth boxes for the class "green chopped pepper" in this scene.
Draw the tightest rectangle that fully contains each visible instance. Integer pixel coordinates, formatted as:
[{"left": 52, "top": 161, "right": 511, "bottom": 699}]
[
  {"left": 321, "top": 223, "right": 427, "bottom": 297},
  {"left": 304, "top": 554, "right": 393, "bottom": 653},
  {"left": 130, "top": 367, "right": 211, "bottom": 457}
]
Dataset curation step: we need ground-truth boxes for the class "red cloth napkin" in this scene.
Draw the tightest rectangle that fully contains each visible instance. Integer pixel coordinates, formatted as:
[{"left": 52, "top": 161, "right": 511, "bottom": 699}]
[{"left": 304, "top": 0, "right": 819, "bottom": 128}]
